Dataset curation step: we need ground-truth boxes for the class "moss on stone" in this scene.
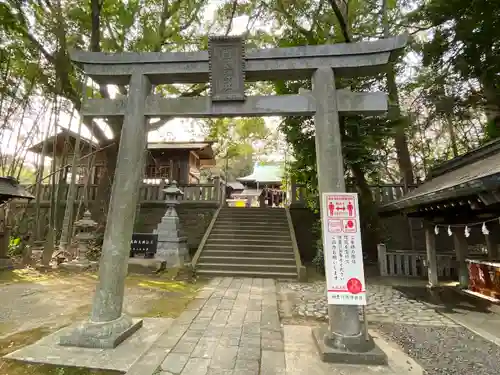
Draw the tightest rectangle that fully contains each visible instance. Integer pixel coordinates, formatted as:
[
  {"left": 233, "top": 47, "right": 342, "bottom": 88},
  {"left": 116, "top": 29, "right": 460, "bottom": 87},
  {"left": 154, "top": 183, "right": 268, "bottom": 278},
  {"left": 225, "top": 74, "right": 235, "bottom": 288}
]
[{"left": 0, "top": 328, "right": 121, "bottom": 375}]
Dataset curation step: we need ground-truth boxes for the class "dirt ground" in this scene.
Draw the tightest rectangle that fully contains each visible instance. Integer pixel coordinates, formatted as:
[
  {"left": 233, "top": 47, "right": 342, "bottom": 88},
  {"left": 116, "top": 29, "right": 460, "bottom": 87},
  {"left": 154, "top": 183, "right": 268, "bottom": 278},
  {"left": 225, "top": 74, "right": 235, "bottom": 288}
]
[{"left": 0, "top": 268, "right": 206, "bottom": 375}]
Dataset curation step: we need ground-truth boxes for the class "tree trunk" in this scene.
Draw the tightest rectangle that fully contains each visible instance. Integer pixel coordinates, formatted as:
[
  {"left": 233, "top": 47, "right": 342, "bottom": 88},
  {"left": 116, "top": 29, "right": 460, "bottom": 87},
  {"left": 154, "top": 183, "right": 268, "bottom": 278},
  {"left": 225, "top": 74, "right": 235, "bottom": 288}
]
[
  {"left": 91, "top": 139, "right": 120, "bottom": 229},
  {"left": 481, "top": 76, "right": 500, "bottom": 140},
  {"left": 58, "top": 109, "right": 83, "bottom": 252},
  {"left": 387, "top": 67, "right": 414, "bottom": 186},
  {"left": 351, "top": 163, "right": 379, "bottom": 261},
  {"left": 382, "top": 0, "right": 414, "bottom": 186}
]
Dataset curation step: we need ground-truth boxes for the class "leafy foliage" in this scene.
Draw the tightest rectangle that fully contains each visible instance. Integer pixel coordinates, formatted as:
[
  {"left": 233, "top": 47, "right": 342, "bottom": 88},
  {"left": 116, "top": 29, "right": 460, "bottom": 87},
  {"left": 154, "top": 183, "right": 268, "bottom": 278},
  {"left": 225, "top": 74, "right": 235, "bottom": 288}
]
[{"left": 410, "top": 0, "right": 500, "bottom": 141}]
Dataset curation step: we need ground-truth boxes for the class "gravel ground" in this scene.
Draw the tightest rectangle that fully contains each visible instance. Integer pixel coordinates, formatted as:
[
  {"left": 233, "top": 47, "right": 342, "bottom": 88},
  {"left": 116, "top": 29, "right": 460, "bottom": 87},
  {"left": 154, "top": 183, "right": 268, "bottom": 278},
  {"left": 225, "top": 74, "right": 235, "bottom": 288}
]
[{"left": 375, "top": 322, "right": 500, "bottom": 375}]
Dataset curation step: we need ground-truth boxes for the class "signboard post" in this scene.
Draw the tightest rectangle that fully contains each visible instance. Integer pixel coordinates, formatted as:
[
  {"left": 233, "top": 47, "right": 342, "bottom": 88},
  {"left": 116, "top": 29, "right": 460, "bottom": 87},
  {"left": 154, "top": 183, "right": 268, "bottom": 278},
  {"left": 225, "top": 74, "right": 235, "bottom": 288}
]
[{"left": 322, "top": 192, "right": 366, "bottom": 306}]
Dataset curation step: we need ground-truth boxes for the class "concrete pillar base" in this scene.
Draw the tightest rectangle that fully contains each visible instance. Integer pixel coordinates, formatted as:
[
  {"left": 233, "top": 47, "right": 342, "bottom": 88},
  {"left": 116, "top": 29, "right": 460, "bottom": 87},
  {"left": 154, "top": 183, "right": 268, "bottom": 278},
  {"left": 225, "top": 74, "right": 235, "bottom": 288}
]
[
  {"left": 59, "top": 314, "right": 143, "bottom": 349},
  {"left": 312, "top": 326, "right": 388, "bottom": 365},
  {"left": 155, "top": 238, "right": 189, "bottom": 268}
]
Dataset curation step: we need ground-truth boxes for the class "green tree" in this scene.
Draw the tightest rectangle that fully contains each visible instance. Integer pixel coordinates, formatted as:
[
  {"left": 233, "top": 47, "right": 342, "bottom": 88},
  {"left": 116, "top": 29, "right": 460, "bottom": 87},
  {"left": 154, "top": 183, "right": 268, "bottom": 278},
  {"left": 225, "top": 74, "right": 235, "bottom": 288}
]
[
  {"left": 0, "top": 0, "right": 212, "bottom": 222},
  {"left": 204, "top": 117, "right": 272, "bottom": 181},
  {"left": 410, "top": 0, "right": 500, "bottom": 140}
]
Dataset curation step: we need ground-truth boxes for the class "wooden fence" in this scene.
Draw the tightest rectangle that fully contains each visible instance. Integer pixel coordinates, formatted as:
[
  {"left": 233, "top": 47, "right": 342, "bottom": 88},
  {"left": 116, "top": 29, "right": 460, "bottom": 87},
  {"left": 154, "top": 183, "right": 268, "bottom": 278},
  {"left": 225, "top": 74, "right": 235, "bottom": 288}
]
[
  {"left": 377, "top": 244, "right": 457, "bottom": 279},
  {"left": 20, "top": 181, "right": 225, "bottom": 204},
  {"left": 20, "top": 181, "right": 413, "bottom": 206}
]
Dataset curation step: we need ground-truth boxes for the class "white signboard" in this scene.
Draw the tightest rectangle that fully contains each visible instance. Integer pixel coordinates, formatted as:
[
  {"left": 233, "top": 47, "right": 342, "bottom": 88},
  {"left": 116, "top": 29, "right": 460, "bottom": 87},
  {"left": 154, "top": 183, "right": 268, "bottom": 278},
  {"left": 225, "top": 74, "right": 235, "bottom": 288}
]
[{"left": 322, "top": 192, "right": 367, "bottom": 306}]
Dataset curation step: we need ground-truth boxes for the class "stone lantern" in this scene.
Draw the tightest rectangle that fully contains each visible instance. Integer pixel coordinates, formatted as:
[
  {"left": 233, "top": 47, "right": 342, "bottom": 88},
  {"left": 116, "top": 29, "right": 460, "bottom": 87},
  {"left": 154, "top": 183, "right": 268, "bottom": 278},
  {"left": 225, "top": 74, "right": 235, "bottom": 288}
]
[
  {"left": 60, "top": 210, "right": 98, "bottom": 271},
  {"left": 154, "top": 181, "right": 189, "bottom": 266}
]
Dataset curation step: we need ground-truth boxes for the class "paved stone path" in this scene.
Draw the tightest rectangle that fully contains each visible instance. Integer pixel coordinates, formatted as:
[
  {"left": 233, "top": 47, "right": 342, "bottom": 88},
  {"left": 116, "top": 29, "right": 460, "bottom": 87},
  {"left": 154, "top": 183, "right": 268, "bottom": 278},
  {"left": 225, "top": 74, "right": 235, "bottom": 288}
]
[
  {"left": 128, "top": 277, "right": 283, "bottom": 375},
  {"left": 280, "top": 281, "right": 458, "bottom": 326}
]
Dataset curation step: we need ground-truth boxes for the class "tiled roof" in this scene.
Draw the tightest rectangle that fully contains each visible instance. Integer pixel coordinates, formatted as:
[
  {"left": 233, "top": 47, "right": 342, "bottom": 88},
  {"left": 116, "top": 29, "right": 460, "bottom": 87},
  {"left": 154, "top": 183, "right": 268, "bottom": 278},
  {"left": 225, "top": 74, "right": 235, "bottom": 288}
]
[
  {"left": 381, "top": 144, "right": 500, "bottom": 212},
  {"left": 237, "top": 163, "right": 283, "bottom": 184},
  {"left": 0, "top": 177, "right": 34, "bottom": 204}
]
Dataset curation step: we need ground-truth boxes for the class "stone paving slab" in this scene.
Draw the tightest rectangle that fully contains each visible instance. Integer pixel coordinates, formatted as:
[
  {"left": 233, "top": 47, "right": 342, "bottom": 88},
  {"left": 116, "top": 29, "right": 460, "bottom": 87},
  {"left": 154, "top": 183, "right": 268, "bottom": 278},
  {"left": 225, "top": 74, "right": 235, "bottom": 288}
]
[
  {"left": 128, "top": 277, "right": 286, "bottom": 375},
  {"left": 3, "top": 317, "right": 173, "bottom": 372}
]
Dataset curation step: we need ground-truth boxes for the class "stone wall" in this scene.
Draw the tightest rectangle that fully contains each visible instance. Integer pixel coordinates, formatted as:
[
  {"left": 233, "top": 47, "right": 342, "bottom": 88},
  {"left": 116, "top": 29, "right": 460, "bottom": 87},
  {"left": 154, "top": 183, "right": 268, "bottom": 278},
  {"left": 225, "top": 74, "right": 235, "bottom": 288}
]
[
  {"left": 136, "top": 202, "right": 217, "bottom": 255},
  {"left": 289, "top": 206, "right": 318, "bottom": 263}
]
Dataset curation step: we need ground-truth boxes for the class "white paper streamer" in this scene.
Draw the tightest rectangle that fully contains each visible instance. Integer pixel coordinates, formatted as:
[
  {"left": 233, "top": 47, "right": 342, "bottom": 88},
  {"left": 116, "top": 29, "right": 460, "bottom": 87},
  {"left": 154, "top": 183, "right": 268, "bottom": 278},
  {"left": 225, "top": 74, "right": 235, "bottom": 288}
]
[
  {"left": 447, "top": 226, "right": 452, "bottom": 236},
  {"left": 434, "top": 226, "right": 439, "bottom": 235},
  {"left": 482, "top": 222, "right": 490, "bottom": 235},
  {"left": 465, "top": 226, "right": 471, "bottom": 238}
]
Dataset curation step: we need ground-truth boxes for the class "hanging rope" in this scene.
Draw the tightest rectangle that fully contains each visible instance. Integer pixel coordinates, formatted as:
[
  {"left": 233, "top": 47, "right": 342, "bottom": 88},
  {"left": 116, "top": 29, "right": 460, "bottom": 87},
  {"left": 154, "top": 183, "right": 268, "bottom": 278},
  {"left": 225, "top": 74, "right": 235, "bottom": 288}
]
[{"left": 433, "top": 216, "right": 500, "bottom": 237}]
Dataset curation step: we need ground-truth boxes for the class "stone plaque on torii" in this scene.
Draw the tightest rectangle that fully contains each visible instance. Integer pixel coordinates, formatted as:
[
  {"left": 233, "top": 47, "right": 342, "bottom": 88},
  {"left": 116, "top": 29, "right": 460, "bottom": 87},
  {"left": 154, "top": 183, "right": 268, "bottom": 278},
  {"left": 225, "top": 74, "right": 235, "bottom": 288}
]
[{"left": 62, "top": 34, "right": 407, "bottom": 362}]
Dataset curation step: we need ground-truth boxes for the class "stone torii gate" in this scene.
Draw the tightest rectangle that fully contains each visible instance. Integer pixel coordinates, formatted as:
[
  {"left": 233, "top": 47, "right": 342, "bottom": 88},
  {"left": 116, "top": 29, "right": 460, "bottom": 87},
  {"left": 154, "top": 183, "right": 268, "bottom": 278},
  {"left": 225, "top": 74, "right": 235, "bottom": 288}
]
[{"left": 62, "top": 35, "right": 406, "bottom": 362}]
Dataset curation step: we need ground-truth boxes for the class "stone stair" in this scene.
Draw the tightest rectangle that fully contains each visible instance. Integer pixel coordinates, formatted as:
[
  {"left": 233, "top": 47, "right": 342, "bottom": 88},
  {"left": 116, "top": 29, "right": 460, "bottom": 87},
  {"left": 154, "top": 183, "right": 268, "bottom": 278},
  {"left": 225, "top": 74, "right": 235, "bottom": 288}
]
[{"left": 195, "top": 207, "right": 299, "bottom": 279}]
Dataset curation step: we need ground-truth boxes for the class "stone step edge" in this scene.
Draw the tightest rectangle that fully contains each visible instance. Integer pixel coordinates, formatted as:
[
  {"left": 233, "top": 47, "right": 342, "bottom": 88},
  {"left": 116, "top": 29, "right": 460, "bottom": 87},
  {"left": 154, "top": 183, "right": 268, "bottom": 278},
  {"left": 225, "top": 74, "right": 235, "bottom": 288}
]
[
  {"left": 214, "top": 222, "right": 289, "bottom": 226},
  {"left": 206, "top": 238, "right": 292, "bottom": 243},
  {"left": 201, "top": 250, "right": 295, "bottom": 260},
  {"left": 196, "top": 269, "right": 298, "bottom": 278},
  {"left": 210, "top": 231, "right": 290, "bottom": 241},
  {"left": 210, "top": 228, "right": 289, "bottom": 232},
  {"left": 203, "top": 243, "right": 293, "bottom": 249},
  {"left": 199, "top": 256, "right": 296, "bottom": 262},
  {"left": 197, "top": 262, "right": 296, "bottom": 269}
]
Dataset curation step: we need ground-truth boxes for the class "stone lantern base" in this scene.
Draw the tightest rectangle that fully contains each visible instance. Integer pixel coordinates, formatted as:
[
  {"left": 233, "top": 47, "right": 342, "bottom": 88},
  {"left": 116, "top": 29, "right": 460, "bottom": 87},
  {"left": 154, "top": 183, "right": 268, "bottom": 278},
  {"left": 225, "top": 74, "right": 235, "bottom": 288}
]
[
  {"left": 60, "top": 258, "right": 98, "bottom": 272},
  {"left": 155, "top": 237, "right": 190, "bottom": 268}
]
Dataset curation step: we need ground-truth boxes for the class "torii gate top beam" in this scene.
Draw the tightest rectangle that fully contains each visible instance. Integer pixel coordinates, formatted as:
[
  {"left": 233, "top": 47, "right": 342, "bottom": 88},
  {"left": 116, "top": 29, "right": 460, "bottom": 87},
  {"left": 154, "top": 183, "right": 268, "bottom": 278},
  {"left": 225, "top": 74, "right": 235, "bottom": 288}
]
[{"left": 70, "top": 35, "right": 407, "bottom": 86}]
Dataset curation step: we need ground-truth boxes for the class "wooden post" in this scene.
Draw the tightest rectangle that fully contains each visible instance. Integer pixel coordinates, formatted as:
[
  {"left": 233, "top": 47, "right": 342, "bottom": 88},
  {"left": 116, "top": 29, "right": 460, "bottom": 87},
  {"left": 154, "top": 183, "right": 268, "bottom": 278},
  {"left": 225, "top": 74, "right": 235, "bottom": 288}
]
[
  {"left": 453, "top": 229, "right": 469, "bottom": 288},
  {"left": 486, "top": 222, "right": 499, "bottom": 260},
  {"left": 424, "top": 224, "right": 438, "bottom": 288},
  {"left": 213, "top": 176, "right": 220, "bottom": 202},
  {"left": 377, "top": 243, "right": 388, "bottom": 276},
  {"left": 291, "top": 177, "right": 297, "bottom": 205}
]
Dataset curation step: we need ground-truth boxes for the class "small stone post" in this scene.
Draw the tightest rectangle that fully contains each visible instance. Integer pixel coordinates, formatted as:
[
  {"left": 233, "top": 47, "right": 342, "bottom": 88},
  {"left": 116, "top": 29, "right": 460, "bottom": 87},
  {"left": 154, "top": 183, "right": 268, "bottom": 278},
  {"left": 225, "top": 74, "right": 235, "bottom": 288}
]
[
  {"left": 154, "top": 181, "right": 189, "bottom": 267},
  {"left": 485, "top": 222, "right": 499, "bottom": 260},
  {"left": 0, "top": 218, "right": 13, "bottom": 270},
  {"left": 60, "top": 210, "right": 98, "bottom": 271},
  {"left": 377, "top": 243, "right": 388, "bottom": 276}
]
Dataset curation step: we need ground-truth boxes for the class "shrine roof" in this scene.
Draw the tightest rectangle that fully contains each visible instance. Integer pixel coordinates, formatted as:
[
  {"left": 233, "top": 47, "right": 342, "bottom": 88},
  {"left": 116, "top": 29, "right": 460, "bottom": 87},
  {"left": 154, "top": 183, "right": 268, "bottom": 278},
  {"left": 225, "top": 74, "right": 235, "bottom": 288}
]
[
  {"left": 0, "top": 177, "right": 34, "bottom": 205},
  {"left": 380, "top": 139, "right": 500, "bottom": 214},
  {"left": 27, "top": 128, "right": 97, "bottom": 155},
  {"left": 226, "top": 182, "right": 245, "bottom": 190},
  {"left": 237, "top": 164, "right": 283, "bottom": 184},
  {"left": 147, "top": 141, "right": 214, "bottom": 159}
]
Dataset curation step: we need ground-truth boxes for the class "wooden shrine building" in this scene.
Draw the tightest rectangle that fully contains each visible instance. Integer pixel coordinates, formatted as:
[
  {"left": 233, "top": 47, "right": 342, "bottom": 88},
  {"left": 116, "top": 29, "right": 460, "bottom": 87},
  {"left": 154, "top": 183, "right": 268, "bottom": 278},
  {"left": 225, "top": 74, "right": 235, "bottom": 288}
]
[
  {"left": 235, "top": 163, "right": 286, "bottom": 207},
  {"left": 379, "top": 139, "right": 500, "bottom": 300},
  {"left": 28, "top": 129, "right": 216, "bottom": 185}
]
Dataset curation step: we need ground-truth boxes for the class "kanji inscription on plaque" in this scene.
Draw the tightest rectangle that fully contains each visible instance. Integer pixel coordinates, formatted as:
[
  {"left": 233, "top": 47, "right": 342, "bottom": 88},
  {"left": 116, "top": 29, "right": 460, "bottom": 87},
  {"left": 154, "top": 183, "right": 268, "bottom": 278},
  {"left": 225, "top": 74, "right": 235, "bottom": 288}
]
[{"left": 208, "top": 36, "right": 246, "bottom": 102}]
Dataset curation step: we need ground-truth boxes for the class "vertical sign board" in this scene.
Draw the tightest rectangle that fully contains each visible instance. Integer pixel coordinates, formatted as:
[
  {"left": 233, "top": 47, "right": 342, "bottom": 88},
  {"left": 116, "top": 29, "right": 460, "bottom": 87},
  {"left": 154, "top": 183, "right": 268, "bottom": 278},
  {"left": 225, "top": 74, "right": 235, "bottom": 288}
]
[{"left": 322, "top": 192, "right": 367, "bottom": 305}]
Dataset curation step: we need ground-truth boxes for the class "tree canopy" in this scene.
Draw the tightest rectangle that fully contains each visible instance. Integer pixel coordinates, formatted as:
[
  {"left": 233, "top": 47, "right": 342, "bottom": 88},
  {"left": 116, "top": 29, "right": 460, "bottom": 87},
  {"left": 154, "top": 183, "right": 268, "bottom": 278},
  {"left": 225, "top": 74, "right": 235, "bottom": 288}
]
[{"left": 1, "top": 0, "right": 498, "bottom": 253}]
